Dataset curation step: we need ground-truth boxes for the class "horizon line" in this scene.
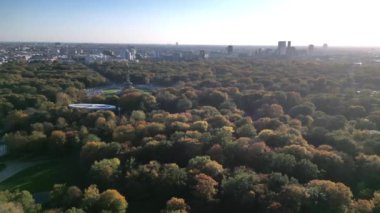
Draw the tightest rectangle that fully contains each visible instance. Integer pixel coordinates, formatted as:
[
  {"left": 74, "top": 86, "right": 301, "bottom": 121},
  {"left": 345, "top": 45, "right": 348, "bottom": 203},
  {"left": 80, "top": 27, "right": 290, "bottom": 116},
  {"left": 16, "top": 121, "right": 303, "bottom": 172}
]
[{"left": 1, "top": 40, "right": 380, "bottom": 49}]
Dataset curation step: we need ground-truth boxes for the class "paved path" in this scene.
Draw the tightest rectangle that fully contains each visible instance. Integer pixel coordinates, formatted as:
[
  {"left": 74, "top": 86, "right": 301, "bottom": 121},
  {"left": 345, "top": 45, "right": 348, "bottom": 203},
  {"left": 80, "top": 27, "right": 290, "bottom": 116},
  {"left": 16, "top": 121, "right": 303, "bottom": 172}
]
[{"left": 0, "top": 160, "right": 45, "bottom": 183}]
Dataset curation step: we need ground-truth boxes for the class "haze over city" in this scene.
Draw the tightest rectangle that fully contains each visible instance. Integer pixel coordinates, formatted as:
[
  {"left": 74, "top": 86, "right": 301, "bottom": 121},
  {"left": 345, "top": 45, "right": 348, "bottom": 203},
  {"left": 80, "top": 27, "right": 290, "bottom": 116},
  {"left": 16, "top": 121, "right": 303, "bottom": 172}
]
[{"left": 1, "top": 0, "right": 380, "bottom": 46}]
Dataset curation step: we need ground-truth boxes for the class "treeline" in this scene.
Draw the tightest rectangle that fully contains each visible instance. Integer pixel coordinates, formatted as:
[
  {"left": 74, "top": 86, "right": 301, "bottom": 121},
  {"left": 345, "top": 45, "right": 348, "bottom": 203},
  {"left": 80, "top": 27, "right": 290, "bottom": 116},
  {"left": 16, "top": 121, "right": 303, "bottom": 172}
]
[{"left": 1, "top": 59, "right": 380, "bottom": 212}]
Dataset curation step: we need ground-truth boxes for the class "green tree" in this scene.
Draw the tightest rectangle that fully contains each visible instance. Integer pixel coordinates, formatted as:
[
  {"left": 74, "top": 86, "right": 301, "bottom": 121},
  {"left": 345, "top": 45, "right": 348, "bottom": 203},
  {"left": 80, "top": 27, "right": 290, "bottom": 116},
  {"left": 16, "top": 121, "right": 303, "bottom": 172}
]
[
  {"left": 63, "top": 186, "right": 83, "bottom": 209},
  {"left": 293, "top": 159, "right": 319, "bottom": 183},
  {"left": 144, "top": 122, "right": 166, "bottom": 136},
  {"left": 199, "top": 90, "right": 228, "bottom": 107},
  {"left": 112, "top": 125, "right": 136, "bottom": 143},
  {"left": 221, "top": 167, "right": 259, "bottom": 204},
  {"left": 188, "top": 156, "right": 223, "bottom": 178},
  {"left": 0, "top": 190, "right": 41, "bottom": 213},
  {"left": 158, "top": 163, "right": 188, "bottom": 196},
  {"left": 65, "top": 207, "right": 86, "bottom": 213},
  {"left": 162, "top": 197, "right": 189, "bottom": 213},
  {"left": 90, "top": 158, "right": 120, "bottom": 185},
  {"left": 80, "top": 141, "right": 121, "bottom": 166},
  {"left": 190, "top": 120, "right": 209, "bottom": 132},
  {"left": 270, "top": 153, "right": 297, "bottom": 175},
  {"left": 49, "top": 130, "right": 67, "bottom": 153},
  {"left": 82, "top": 185, "right": 100, "bottom": 212},
  {"left": 0, "top": 202, "right": 24, "bottom": 213},
  {"left": 131, "top": 110, "right": 146, "bottom": 121},
  {"left": 176, "top": 98, "right": 193, "bottom": 112},
  {"left": 96, "top": 189, "right": 128, "bottom": 213},
  {"left": 305, "top": 180, "right": 353, "bottom": 213},
  {"left": 236, "top": 123, "right": 257, "bottom": 138},
  {"left": 193, "top": 173, "right": 218, "bottom": 201},
  {"left": 278, "top": 184, "right": 307, "bottom": 212},
  {"left": 350, "top": 199, "right": 374, "bottom": 213},
  {"left": 267, "top": 172, "right": 290, "bottom": 192}
]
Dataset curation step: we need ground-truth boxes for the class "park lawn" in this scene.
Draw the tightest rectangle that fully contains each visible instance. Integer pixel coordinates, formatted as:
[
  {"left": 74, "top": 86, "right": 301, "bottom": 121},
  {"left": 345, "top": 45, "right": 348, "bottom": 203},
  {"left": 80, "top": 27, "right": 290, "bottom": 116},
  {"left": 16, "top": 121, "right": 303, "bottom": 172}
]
[
  {"left": 0, "top": 156, "right": 83, "bottom": 193},
  {"left": 0, "top": 163, "right": 5, "bottom": 172},
  {"left": 103, "top": 89, "right": 120, "bottom": 95},
  {"left": 0, "top": 153, "right": 34, "bottom": 162}
]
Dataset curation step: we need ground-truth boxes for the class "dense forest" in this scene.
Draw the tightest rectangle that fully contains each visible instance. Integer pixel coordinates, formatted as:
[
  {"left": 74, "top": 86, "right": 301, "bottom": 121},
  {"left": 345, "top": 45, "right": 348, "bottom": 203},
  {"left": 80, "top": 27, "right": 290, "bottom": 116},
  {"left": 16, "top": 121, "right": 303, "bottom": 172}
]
[{"left": 1, "top": 58, "right": 380, "bottom": 212}]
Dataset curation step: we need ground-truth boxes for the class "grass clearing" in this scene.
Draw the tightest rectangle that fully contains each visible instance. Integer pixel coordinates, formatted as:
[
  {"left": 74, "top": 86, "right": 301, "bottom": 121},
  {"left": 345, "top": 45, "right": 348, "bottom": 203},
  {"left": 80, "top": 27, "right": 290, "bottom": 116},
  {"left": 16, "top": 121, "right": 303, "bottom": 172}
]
[
  {"left": 103, "top": 89, "right": 120, "bottom": 95},
  {"left": 0, "top": 163, "right": 5, "bottom": 172},
  {"left": 0, "top": 156, "right": 83, "bottom": 193}
]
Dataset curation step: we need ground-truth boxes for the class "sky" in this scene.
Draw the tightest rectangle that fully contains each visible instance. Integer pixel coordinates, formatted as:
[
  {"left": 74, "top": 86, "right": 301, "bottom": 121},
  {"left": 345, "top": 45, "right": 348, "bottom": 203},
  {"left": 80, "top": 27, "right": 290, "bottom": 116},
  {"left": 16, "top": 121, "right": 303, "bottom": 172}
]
[{"left": 0, "top": 0, "right": 379, "bottom": 46}]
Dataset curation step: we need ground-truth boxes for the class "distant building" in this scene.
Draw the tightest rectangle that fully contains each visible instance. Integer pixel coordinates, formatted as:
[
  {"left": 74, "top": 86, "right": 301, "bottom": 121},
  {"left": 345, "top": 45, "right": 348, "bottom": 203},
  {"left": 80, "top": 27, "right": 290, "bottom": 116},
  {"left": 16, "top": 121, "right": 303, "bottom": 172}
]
[
  {"left": 323, "top": 43, "right": 328, "bottom": 48},
  {"left": 84, "top": 54, "right": 106, "bottom": 64},
  {"left": 200, "top": 50, "right": 206, "bottom": 59},
  {"left": 130, "top": 48, "right": 137, "bottom": 55},
  {"left": 286, "top": 41, "right": 294, "bottom": 55},
  {"left": 257, "top": 48, "right": 262, "bottom": 55},
  {"left": 68, "top": 49, "right": 78, "bottom": 57},
  {"left": 28, "top": 55, "right": 56, "bottom": 63},
  {"left": 178, "top": 51, "right": 198, "bottom": 61},
  {"left": 103, "top": 50, "right": 115, "bottom": 57},
  {"left": 227, "top": 45, "right": 233, "bottom": 55},
  {"left": 277, "top": 41, "right": 287, "bottom": 55},
  {"left": 209, "top": 51, "right": 226, "bottom": 58},
  {"left": 308, "top": 44, "right": 315, "bottom": 53},
  {"left": 60, "top": 47, "right": 68, "bottom": 55},
  {"left": 125, "top": 50, "right": 135, "bottom": 61},
  {"left": 135, "top": 53, "right": 144, "bottom": 60}
]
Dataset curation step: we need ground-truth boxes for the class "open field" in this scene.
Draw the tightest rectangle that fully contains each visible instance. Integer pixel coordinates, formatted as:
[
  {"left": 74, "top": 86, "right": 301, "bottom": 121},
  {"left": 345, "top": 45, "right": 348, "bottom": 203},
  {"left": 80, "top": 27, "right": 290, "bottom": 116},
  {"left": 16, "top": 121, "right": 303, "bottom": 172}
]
[
  {"left": 0, "top": 163, "right": 5, "bottom": 172},
  {"left": 0, "top": 156, "right": 83, "bottom": 193},
  {"left": 102, "top": 89, "right": 121, "bottom": 95}
]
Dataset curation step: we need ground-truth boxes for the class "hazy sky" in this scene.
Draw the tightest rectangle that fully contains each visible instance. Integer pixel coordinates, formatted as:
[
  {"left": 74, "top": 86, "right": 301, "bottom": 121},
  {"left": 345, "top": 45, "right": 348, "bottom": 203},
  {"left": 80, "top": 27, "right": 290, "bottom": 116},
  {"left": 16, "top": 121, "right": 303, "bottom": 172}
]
[{"left": 0, "top": 0, "right": 379, "bottom": 46}]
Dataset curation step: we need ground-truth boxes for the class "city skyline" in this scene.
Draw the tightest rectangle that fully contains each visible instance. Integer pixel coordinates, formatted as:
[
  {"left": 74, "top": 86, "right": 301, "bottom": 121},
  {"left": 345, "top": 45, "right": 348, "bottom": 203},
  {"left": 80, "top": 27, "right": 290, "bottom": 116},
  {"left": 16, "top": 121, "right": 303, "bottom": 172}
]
[{"left": 1, "top": 0, "right": 380, "bottom": 47}]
